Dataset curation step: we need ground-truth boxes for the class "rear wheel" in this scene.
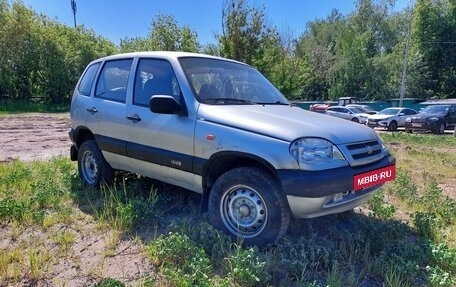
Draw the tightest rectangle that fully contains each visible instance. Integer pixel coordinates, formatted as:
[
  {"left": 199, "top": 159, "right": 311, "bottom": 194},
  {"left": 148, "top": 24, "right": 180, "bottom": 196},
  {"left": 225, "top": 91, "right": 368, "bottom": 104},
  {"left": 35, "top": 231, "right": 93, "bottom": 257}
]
[
  {"left": 388, "top": 121, "right": 397, "bottom": 131},
  {"left": 78, "top": 140, "right": 114, "bottom": 188},
  {"left": 208, "top": 167, "right": 290, "bottom": 246}
]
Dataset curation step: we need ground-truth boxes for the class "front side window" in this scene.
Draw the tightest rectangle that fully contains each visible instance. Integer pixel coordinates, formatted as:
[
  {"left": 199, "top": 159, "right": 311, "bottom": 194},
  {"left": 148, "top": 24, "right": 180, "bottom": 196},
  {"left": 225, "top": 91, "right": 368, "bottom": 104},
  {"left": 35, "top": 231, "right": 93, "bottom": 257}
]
[
  {"left": 78, "top": 63, "right": 100, "bottom": 96},
  {"left": 95, "top": 59, "right": 133, "bottom": 102},
  {"left": 179, "top": 57, "right": 288, "bottom": 105},
  {"left": 133, "top": 59, "right": 181, "bottom": 107}
]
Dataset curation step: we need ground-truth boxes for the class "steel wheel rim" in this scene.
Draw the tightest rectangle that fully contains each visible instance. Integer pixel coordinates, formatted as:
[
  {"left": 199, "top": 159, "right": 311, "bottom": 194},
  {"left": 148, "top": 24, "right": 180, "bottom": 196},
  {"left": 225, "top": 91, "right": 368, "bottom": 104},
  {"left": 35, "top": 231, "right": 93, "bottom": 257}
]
[
  {"left": 220, "top": 184, "right": 267, "bottom": 239},
  {"left": 81, "top": 150, "right": 98, "bottom": 185}
]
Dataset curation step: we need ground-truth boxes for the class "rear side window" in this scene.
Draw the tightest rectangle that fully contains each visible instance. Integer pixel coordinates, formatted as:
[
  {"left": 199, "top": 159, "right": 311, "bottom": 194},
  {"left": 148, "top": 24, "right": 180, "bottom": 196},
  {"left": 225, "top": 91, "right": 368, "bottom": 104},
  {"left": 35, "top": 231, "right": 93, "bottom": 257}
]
[
  {"left": 95, "top": 59, "right": 133, "bottom": 102},
  {"left": 78, "top": 63, "right": 100, "bottom": 96}
]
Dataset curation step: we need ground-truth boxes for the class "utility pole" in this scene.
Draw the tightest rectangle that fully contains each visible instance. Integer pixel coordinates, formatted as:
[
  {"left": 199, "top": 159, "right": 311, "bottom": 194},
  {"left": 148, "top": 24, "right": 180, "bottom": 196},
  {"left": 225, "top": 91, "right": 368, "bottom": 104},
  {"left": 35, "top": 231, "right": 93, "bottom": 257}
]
[
  {"left": 399, "top": 0, "right": 414, "bottom": 107},
  {"left": 70, "top": 0, "right": 77, "bottom": 28}
]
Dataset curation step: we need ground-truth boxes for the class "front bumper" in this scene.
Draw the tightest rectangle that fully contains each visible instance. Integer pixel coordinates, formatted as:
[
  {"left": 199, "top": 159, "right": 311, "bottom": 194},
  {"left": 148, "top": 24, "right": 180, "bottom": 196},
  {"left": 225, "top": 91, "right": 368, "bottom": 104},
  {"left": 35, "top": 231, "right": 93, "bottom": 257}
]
[
  {"left": 367, "top": 120, "right": 388, "bottom": 128},
  {"left": 404, "top": 121, "right": 439, "bottom": 133},
  {"left": 277, "top": 154, "right": 396, "bottom": 218},
  {"left": 277, "top": 155, "right": 395, "bottom": 198}
]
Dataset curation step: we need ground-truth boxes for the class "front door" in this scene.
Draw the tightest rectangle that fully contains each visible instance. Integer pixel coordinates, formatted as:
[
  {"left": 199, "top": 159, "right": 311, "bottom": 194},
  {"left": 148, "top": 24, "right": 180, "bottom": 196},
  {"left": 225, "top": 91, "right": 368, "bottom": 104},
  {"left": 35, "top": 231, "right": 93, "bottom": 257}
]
[{"left": 125, "top": 58, "right": 200, "bottom": 192}]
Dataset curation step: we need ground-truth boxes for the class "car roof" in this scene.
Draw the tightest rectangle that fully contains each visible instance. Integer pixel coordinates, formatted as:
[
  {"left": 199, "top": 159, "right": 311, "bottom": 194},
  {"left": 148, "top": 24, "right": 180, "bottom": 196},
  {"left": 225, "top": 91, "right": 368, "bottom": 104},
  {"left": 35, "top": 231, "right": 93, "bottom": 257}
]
[{"left": 90, "top": 51, "right": 244, "bottom": 65}]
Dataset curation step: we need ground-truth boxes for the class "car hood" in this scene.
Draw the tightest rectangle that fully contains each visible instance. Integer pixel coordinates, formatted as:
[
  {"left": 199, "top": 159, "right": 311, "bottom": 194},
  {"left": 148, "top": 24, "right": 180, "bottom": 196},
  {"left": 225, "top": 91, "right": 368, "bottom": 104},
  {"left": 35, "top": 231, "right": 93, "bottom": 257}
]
[
  {"left": 197, "top": 104, "right": 379, "bottom": 144},
  {"left": 368, "top": 114, "right": 395, "bottom": 120}
]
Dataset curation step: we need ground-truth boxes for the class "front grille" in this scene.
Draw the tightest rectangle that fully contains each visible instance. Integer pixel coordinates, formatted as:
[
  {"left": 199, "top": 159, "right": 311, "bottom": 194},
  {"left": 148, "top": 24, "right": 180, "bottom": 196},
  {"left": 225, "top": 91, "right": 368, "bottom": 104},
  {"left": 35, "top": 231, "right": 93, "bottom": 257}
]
[{"left": 344, "top": 140, "right": 383, "bottom": 165}]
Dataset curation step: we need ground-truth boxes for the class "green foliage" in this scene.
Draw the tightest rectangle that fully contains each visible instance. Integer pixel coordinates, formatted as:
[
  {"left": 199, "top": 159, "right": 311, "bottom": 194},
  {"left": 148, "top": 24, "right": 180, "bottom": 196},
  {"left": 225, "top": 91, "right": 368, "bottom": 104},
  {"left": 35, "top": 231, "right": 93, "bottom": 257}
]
[
  {"left": 368, "top": 191, "right": 396, "bottom": 219},
  {"left": 148, "top": 232, "right": 214, "bottom": 287},
  {"left": 91, "top": 181, "right": 160, "bottom": 231},
  {"left": 410, "top": 0, "right": 456, "bottom": 99},
  {"left": 0, "top": 158, "right": 75, "bottom": 224},
  {"left": 225, "top": 245, "right": 268, "bottom": 286},
  {"left": 93, "top": 278, "right": 125, "bottom": 287},
  {"left": 0, "top": 1, "right": 116, "bottom": 105},
  {"left": 120, "top": 13, "right": 200, "bottom": 53}
]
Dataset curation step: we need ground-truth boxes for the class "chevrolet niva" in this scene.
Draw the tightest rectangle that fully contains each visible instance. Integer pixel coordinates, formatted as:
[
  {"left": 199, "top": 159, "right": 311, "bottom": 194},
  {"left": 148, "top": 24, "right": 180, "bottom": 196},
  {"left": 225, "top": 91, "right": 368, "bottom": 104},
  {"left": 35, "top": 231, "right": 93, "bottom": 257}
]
[{"left": 69, "top": 52, "right": 396, "bottom": 245}]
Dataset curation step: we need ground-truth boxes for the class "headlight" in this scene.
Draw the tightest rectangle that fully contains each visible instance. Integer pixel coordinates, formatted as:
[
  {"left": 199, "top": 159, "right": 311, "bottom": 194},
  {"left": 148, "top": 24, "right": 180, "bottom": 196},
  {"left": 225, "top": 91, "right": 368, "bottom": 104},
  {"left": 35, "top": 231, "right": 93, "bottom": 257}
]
[
  {"left": 290, "top": 138, "right": 345, "bottom": 164},
  {"left": 405, "top": 117, "right": 411, "bottom": 123},
  {"left": 428, "top": 117, "right": 439, "bottom": 121},
  {"left": 378, "top": 136, "right": 389, "bottom": 152}
]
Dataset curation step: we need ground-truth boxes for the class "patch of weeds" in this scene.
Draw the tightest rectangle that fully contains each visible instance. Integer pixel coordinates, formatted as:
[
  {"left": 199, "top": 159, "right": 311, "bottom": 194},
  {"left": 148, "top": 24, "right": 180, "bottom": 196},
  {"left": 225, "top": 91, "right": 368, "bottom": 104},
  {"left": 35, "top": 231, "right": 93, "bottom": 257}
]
[
  {"left": 0, "top": 197, "right": 29, "bottom": 221},
  {"left": 0, "top": 158, "right": 76, "bottom": 227},
  {"left": 28, "top": 247, "right": 51, "bottom": 280},
  {"left": 388, "top": 168, "right": 418, "bottom": 202},
  {"left": 383, "top": 265, "right": 410, "bottom": 287},
  {"left": 92, "top": 277, "right": 125, "bottom": 287},
  {"left": 169, "top": 220, "right": 232, "bottom": 268},
  {"left": 87, "top": 177, "right": 167, "bottom": 232},
  {"left": 225, "top": 244, "right": 268, "bottom": 286},
  {"left": 368, "top": 191, "right": 396, "bottom": 219},
  {"left": 426, "top": 266, "right": 454, "bottom": 287},
  {"left": 54, "top": 229, "right": 75, "bottom": 254},
  {"left": 147, "top": 232, "right": 215, "bottom": 287},
  {"left": 412, "top": 212, "right": 441, "bottom": 241}
]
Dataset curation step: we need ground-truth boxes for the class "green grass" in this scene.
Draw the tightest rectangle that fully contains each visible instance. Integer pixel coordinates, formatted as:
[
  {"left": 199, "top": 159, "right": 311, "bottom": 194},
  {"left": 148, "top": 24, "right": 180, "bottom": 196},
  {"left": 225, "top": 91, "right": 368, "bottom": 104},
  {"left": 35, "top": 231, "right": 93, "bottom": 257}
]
[
  {"left": 0, "top": 100, "right": 69, "bottom": 115},
  {"left": 0, "top": 132, "right": 455, "bottom": 286}
]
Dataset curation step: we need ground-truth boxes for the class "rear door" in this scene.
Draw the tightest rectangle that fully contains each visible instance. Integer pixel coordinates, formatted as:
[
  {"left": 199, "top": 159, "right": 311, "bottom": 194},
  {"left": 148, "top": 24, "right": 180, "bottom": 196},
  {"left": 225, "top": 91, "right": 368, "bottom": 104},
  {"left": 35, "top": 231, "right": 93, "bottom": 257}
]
[
  {"left": 448, "top": 105, "right": 456, "bottom": 127},
  {"left": 88, "top": 58, "right": 133, "bottom": 171},
  {"left": 125, "top": 58, "right": 200, "bottom": 192}
]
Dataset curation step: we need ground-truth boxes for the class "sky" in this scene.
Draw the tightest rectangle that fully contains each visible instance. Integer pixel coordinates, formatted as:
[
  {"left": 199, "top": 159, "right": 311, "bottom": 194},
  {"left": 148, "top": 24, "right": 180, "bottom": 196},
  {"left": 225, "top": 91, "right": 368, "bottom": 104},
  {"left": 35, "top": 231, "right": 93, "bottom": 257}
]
[{"left": 19, "top": 0, "right": 410, "bottom": 46}]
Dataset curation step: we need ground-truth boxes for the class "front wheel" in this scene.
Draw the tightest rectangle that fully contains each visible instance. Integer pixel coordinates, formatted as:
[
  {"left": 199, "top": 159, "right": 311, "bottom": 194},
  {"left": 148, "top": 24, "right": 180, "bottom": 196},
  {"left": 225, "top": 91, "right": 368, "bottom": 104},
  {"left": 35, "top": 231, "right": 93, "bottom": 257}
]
[
  {"left": 388, "top": 121, "right": 398, "bottom": 131},
  {"left": 208, "top": 167, "right": 290, "bottom": 246},
  {"left": 436, "top": 123, "right": 445, "bottom": 134},
  {"left": 78, "top": 140, "right": 114, "bottom": 188}
]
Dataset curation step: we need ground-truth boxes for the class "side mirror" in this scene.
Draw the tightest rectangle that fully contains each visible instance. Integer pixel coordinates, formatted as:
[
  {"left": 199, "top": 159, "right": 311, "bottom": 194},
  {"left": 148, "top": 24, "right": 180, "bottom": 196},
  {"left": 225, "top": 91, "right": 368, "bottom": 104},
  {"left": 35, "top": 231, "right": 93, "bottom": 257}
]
[
  {"left": 150, "top": 95, "right": 181, "bottom": 114},
  {"left": 398, "top": 113, "right": 405, "bottom": 116}
]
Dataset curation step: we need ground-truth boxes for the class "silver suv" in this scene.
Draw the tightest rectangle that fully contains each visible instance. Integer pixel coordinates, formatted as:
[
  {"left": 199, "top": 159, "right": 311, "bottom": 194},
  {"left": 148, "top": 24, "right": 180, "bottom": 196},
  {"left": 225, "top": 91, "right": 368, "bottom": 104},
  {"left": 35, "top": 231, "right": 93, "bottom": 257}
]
[{"left": 69, "top": 52, "right": 396, "bottom": 245}]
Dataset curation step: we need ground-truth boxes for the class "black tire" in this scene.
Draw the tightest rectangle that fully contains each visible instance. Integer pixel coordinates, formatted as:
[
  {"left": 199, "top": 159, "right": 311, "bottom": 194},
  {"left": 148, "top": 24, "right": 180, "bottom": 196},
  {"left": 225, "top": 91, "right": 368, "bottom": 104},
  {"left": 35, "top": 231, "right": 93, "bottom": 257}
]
[
  {"left": 437, "top": 122, "right": 445, "bottom": 135},
  {"left": 77, "top": 140, "right": 114, "bottom": 188},
  {"left": 388, "top": 121, "right": 397, "bottom": 131},
  {"left": 208, "top": 167, "right": 291, "bottom": 246},
  {"left": 351, "top": 118, "right": 359, "bottom": 123}
]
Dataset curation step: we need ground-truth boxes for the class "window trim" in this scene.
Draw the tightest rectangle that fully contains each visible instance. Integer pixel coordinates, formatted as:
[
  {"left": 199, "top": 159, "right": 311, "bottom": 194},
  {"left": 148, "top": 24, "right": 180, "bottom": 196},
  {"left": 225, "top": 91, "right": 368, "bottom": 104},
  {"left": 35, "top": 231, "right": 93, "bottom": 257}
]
[{"left": 94, "top": 58, "right": 134, "bottom": 103}]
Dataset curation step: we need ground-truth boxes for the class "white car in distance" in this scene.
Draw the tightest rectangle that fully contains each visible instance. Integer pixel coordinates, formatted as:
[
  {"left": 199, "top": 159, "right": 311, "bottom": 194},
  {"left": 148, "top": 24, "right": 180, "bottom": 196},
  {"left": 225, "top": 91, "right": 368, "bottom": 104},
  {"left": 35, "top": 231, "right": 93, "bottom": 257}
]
[
  {"left": 367, "top": 107, "right": 417, "bottom": 131},
  {"left": 325, "top": 106, "right": 370, "bottom": 124}
]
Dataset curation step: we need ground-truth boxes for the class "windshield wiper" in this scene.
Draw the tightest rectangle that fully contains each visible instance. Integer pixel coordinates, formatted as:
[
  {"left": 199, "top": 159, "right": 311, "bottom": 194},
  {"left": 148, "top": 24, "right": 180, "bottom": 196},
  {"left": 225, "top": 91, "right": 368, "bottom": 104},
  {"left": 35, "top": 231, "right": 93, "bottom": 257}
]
[
  {"left": 205, "top": 98, "right": 256, "bottom": 105},
  {"left": 257, "top": 101, "right": 290, "bottom": 106}
]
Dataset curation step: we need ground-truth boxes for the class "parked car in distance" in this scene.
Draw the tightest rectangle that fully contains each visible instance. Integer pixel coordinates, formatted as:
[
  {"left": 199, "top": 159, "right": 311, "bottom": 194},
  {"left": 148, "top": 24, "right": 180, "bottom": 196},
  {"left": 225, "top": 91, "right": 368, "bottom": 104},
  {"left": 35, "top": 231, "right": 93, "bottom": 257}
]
[
  {"left": 69, "top": 51, "right": 396, "bottom": 245},
  {"left": 346, "top": 104, "right": 377, "bottom": 115},
  {"left": 405, "top": 104, "right": 456, "bottom": 134},
  {"left": 367, "top": 107, "right": 417, "bottom": 131},
  {"left": 325, "top": 106, "right": 370, "bottom": 124}
]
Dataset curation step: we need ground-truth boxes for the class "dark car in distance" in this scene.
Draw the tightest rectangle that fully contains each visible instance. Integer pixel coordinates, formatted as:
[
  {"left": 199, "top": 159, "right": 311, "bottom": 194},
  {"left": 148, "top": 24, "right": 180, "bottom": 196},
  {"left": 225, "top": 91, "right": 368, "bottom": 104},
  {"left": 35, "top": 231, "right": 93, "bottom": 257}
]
[{"left": 404, "top": 104, "right": 456, "bottom": 134}]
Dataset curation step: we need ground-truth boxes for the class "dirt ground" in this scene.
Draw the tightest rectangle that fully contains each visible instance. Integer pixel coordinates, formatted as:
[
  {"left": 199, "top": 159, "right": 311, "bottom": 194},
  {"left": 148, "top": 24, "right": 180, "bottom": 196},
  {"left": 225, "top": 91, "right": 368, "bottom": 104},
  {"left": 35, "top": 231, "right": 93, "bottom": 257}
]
[
  {"left": 0, "top": 113, "right": 156, "bottom": 286},
  {"left": 0, "top": 113, "right": 72, "bottom": 163}
]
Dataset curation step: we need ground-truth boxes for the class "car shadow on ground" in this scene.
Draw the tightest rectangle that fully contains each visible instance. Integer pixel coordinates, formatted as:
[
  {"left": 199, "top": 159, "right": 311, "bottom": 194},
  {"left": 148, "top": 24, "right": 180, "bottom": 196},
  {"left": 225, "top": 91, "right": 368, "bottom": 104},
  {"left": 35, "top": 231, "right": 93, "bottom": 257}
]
[{"left": 69, "top": 173, "right": 433, "bottom": 285}]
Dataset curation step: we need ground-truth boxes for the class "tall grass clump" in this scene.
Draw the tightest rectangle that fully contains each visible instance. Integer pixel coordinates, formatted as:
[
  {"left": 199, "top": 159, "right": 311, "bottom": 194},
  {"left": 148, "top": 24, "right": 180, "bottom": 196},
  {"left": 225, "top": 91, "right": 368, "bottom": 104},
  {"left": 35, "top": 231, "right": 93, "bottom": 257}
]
[{"left": 0, "top": 158, "right": 76, "bottom": 226}]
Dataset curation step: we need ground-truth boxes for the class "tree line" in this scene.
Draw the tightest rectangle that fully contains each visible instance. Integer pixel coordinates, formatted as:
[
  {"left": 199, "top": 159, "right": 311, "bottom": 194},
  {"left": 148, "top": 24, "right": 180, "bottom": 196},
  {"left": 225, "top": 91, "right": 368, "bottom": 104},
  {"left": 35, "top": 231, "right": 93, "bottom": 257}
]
[{"left": 0, "top": 0, "right": 454, "bottom": 105}]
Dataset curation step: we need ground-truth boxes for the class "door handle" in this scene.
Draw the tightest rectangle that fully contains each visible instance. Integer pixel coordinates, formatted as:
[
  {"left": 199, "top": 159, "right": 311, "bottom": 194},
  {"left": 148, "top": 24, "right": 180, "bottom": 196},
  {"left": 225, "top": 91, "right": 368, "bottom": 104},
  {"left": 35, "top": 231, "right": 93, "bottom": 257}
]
[
  {"left": 127, "top": 114, "right": 141, "bottom": 122},
  {"left": 86, "top": 107, "right": 98, "bottom": 114}
]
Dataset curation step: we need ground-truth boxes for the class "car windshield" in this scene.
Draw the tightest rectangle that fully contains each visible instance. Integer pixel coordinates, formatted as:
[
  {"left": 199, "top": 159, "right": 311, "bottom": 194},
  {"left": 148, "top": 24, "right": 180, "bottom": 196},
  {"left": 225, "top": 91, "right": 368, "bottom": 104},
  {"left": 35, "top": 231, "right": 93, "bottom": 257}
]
[
  {"left": 179, "top": 57, "right": 289, "bottom": 105},
  {"left": 378, "top": 108, "right": 400, "bottom": 115},
  {"left": 421, "top": 105, "right": 449, "bottom": 114},
  {"left": 347, "top": 107, "right": 364, "bottom": 114}
]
